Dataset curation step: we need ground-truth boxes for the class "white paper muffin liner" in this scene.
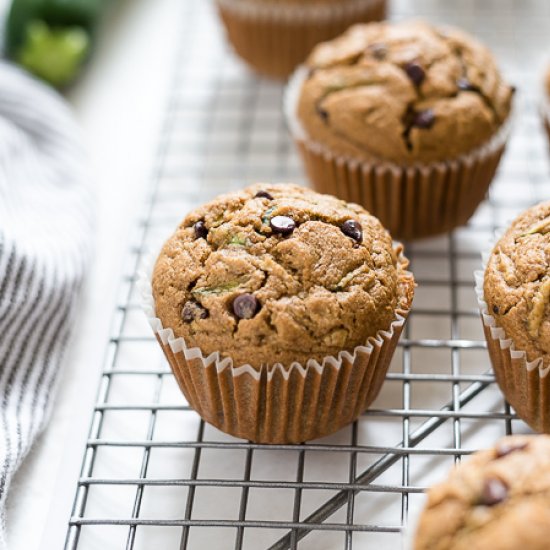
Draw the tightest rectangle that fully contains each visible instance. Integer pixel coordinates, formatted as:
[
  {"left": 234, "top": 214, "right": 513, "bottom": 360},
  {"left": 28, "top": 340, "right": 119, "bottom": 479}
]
[
  {"left": 285, "top": 66, "right": 512, "bottom": 241},
  {"left": 138, "top": 255, "right": 411, "bottom": 444},
  {"left": 475, "top": 237, "right": 550, "bottom": 433},
  {"left": 215, "top": 0, "right": 386, "bottom": 79}
]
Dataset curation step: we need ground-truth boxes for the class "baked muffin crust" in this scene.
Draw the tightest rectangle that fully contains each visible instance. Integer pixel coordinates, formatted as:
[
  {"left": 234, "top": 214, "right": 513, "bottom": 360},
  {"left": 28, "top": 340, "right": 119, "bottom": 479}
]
[
  {"left": 484, "top": 201, "right": 550, "bottom": 367},
  {"left": 414, "top": 435, "right": 550, "bottom": 550},
  {"left": 296, "top": 21, "right": 513, "bottom": 164},
  {"left": 152, "top": 184, "right": 414, "bottom": 368}
]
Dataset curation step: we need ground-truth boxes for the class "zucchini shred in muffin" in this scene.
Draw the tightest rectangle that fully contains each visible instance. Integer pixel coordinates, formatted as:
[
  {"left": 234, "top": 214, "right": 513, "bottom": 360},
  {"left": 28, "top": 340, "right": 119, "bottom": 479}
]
[
  {"left": 144, "top": 184, "right": 414, "bottom": 443},
  {"left": 286, "top": 20, "right": 514, "bottom": 240},
  {"left": 477, "top": 201, "right": 550, "bottom": 433}
]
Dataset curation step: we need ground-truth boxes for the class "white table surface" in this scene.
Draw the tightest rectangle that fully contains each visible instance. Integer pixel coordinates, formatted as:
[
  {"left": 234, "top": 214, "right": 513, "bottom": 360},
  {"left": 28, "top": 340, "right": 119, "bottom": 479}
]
[{"left": 4, "top": 1, "right": 182, "bottom": 548}]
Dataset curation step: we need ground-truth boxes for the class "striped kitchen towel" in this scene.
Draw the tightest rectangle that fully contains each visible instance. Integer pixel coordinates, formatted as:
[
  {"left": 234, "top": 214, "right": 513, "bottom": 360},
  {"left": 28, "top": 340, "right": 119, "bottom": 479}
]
[{"left": 0, "top": 63, "right": 94, "bottom": 548}]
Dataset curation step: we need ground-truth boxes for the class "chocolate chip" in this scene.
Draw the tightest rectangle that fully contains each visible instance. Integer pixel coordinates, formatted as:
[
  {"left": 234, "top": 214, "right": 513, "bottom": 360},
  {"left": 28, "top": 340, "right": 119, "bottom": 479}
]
[
  {"left": 457, "top": 77, "right": 476, "bottom": 92},
  {"left": 492, "top": 305, "right": 499, "bottom": 315},
  {"left": 480, "top": 477, "right": 508, "bottom": 506},
  {"left": 368, "top": 43, "right": 387, "bottom": 60},
  {"left": 232, "top": 294, "right": 259, "bottom": 320},
  {"left": 495, "top": 441, "right": 528, "bottom": 459},
  {"left": 341, "top": 220, "right": 363, "bottom": 243},
  {"left": 404, "top": 62, "right": 425, "bottom": 86},
  {"left": 270, "top": 216, "right": 296, "bottom": 235},
  {"left": 194, "top": 220, "right": 208, "bottom": 240},
  {"left": 316, "top": 104, "right": 329, "bottom": 122},
  {"left": 412, "top": 109, "right": 435, "bottom": 129},
  {"left": 182, "top": 300, "right": 208, "bottom": 323},
  {"left": 255, "top": 190, "right": 273, "bottom": 200}
]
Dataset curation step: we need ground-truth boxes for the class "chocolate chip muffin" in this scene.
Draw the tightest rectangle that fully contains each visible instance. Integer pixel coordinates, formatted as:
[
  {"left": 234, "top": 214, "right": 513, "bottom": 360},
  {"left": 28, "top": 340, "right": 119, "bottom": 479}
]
[
  {"left": 144, "top": 183, "right": 414, "bottom": 443},
  {"left": 478, "top": 201, "right": 550, "bottom": 433},
  {"left": 153, "top": 183, "right": 412, "bottom": 366},
  {"left": 215, "top": 0, "right": 386, "bottom": 80},
  {"left": 414, "top": 435, "right": 550, "bottom": 550},
  {"left": 295, "top": 21, "right": 512, "bottom": 164},
  {"left": 286, "top": 20, "right": 514, "bottom": 239}
]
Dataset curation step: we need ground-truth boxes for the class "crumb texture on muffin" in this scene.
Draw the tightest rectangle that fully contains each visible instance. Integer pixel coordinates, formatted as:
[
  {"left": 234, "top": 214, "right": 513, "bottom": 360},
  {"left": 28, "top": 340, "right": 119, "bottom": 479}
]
[
  {"left": 296, "top": 21, "right": 513, "bottom": 164},
  {"left": 484, "top": 201, "right": 550, "bottom": 366},
  {"left": 152, "top": 184, "right": 413, "bottom": 368},
  {"left": 414, "top": 435, "right": 550, "bottom": 550}
]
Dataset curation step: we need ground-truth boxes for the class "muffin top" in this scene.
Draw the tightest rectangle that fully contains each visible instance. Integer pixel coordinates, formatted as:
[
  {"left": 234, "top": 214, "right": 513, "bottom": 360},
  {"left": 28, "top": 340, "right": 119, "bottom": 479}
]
[
  {"left": 414, "top": 435, "right": 550, "bottom": 550},
  {"left": 295, "top": 21, "right": 513, "bottom": 164},
  {"left": 484, "top": 201, "right": 550, "bottom": 367},
  {"left": 152, "top": 184, "right": 414, "bottom": 368}
]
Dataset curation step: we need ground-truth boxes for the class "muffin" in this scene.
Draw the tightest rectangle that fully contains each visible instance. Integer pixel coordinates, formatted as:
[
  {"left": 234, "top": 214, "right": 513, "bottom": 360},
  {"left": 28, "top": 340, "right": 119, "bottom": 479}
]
[
  {"left": 215, "top": 0, "right": 386, "bottom": 80},
  {"left": 141, "top": 183, "right": 414, "bottom": 443},
  {"left": 476, "top": 201, "right": 550, "bottom": 433},
  {"left": 414, "top": 435, "right": 550, "bottom": 550},
  {"left": 285, "top": 20, "right": 514, "bottom": 240}
]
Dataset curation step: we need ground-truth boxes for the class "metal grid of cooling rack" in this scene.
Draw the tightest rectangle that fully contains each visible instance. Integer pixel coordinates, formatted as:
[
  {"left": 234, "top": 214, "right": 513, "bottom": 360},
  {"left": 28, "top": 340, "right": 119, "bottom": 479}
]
[{"left": 64, "top": 1, "right": 550, "bottom": 549}]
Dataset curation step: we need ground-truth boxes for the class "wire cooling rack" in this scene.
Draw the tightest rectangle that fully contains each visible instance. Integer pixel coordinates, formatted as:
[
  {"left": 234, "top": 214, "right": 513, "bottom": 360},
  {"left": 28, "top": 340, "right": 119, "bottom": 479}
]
[{"left": 64, "top": 1, "right": 550, "bottom": 548}]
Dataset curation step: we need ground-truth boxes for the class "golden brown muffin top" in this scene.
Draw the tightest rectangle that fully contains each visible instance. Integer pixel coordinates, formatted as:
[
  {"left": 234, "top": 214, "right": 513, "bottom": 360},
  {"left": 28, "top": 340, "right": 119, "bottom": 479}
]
[
  {"left": 484, "top": 201, "right": 550, "bottom": 367},
  {"left": 295, "top": 20, "right": 514, "bottom": 164},
  {"left": 152, "top": 184, "right": 414, "bottom": 369},
  {"left": 414, "top": 435, "right": 550, "bottom": 550}
]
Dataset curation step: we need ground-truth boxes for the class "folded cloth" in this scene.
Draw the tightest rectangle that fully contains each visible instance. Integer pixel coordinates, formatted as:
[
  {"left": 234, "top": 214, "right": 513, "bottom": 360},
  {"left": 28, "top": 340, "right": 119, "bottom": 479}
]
[{"left": 0, "top": 63, "right": 93, "bottom": 548}]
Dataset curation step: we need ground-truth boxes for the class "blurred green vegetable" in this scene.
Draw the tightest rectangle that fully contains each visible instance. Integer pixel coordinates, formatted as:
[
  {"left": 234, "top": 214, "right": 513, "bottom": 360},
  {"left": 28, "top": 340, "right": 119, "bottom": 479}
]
[{"left": 5, "top": 0, "right": 106, "bottom": 88}]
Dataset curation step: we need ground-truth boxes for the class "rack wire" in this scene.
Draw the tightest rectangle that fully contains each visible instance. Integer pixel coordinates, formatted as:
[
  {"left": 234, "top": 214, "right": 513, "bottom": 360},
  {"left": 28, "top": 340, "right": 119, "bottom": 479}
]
[{"left": 64, "top": 0, "right": 550, "bottom": 548}]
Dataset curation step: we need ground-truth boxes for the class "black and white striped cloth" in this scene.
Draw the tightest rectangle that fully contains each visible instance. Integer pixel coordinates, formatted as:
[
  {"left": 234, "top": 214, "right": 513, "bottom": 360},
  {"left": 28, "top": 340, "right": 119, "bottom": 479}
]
[{"left": 0, "top": 63, "right": 93, "bottom": 548}]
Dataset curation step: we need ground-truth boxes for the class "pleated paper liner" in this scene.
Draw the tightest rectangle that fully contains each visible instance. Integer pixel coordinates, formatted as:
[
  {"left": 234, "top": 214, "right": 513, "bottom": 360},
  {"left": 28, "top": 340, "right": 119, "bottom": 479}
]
[
  {"left": 475, "top": 266, "right": 550, "bottom": 434},
  {"left": 285, "top": 66, "right": 511, "bottom": 241},
  {"left": 139, "top": 261, "right": 412, "bottom": 444},
  {"left": 215, "top": 0, "right": 386, "bottom": 80}
]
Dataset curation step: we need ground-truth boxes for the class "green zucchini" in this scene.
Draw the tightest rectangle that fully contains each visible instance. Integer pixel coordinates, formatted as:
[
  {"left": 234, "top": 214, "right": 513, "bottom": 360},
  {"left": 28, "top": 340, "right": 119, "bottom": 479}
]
[{"left": 5, "top": 0, "right": 106, "bottom": 88}]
